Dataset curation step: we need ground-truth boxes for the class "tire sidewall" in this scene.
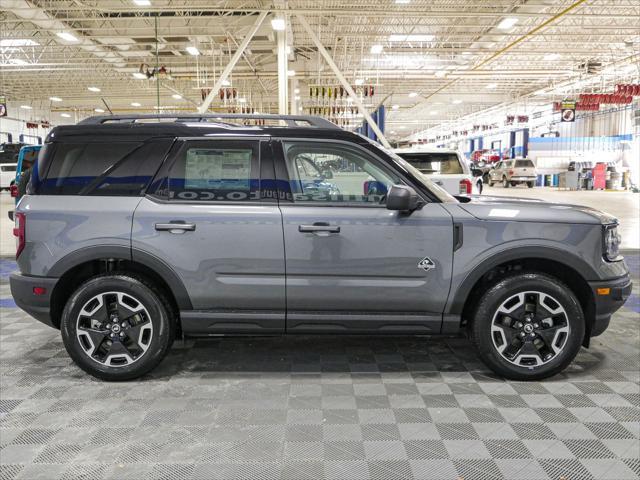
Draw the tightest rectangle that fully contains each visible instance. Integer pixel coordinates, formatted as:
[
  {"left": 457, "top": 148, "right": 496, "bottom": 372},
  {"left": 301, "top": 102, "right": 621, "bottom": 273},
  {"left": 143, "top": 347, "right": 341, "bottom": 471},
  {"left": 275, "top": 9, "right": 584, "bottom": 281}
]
[
  {"left": 61, "top": 275, "right": 172, "bottom": 381},
  {"left": 472, "top": 273, "right": 585, "bottom": 380}
]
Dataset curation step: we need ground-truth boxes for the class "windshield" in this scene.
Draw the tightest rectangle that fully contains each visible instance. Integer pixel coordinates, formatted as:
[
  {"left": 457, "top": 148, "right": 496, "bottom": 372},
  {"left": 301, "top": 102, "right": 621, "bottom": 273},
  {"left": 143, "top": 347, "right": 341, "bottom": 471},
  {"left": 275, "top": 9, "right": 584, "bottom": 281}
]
[
  {"left": 361, "top": 138, "right": 458, "bottom": 203},
  {"left": 395, "top": 152, "right": 463, "bottom": 174}
]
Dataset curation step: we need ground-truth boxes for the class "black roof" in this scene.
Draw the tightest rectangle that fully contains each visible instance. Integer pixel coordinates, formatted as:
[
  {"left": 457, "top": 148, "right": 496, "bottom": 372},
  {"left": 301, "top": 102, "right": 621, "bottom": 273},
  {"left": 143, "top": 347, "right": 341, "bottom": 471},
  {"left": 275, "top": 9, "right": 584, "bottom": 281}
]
[{"left": 48, "top": 114, "right": 366, "bottom": 144}]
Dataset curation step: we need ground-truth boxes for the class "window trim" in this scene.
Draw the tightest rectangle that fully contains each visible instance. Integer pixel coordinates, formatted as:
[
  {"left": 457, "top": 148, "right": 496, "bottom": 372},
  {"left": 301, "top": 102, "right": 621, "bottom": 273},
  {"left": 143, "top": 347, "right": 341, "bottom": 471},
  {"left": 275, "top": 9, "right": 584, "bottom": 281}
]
[
  {"left": 273, "top": 137, "right": 430, "bottom": 208},
  {"left": 147, "top": 136, "right": 271, "bottom": 206}
]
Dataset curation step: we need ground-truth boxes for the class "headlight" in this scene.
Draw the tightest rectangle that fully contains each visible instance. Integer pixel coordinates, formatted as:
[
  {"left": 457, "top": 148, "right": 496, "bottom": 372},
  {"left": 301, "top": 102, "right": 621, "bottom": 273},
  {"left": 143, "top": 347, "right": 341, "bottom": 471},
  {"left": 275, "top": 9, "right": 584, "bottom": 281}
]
[{"left": 603, "top": 224, "right": 621, "bottom": 261}]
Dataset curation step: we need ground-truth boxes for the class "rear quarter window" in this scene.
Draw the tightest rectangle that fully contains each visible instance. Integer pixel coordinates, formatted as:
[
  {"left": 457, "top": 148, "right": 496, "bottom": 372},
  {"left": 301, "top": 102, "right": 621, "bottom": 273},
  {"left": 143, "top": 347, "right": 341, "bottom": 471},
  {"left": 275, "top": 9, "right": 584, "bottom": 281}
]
[
  {"left": 38, "top": 140, "right": 172, "bottom": 196},
  {"left": 396, "top": 152, "right": 463, "bottom": 174}
]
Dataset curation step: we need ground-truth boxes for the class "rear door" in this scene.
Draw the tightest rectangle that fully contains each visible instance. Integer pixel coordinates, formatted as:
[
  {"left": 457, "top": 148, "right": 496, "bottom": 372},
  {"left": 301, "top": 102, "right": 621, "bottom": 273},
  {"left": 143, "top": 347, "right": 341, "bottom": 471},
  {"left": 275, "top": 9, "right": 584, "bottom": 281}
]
[
  {"left": 275, "top": 139, "right": 454, "bottom": 334},
  {"left": 132, "top": 137, "right": 286, "bottom": 334}
]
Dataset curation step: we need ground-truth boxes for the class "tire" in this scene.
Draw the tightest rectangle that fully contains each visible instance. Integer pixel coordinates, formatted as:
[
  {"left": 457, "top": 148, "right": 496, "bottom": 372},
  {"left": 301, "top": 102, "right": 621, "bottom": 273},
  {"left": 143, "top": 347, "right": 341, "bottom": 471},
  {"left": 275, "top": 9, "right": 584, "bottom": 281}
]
[
  {"left": 510, "top": 181, "right": 517, "bottom": 187},
  {"left": 502, "top": 177, "right": 509, "bottom": 188},
  {"left": 527, "top": 181, "right": 534, "bottom": 188},
  {"left": 61, "top": 273, "right": 175, "bottom": 381},
  {"left": 471, "top": 272, "right": 584, "bottom": 380}
]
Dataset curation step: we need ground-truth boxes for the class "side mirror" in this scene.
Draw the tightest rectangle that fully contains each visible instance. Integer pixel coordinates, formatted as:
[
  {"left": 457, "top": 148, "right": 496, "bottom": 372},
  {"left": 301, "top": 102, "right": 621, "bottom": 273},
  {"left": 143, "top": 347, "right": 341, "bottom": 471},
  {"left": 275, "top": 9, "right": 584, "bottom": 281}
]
[
  {"left": 386, "top": 185, "right": 420, "bottom": 212},
  {"left": 322, "top": 169, "right": 333, "bottom": 179}
]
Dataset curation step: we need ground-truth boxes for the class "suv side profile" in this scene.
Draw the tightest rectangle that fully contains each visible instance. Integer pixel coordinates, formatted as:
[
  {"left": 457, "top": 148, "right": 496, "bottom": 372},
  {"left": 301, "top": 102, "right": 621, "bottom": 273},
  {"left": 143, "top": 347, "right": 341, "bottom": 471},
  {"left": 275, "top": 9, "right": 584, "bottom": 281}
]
[{"left": 10, "top": 114, "right": 631, "bottom": 381}]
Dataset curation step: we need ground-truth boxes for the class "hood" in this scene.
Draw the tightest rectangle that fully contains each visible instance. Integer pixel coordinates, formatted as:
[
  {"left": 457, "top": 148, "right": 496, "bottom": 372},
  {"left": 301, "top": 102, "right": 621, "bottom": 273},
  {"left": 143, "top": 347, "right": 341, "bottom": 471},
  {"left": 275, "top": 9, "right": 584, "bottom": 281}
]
[{"left": 459, "top": 195, "right": 617, "bottom": 225}]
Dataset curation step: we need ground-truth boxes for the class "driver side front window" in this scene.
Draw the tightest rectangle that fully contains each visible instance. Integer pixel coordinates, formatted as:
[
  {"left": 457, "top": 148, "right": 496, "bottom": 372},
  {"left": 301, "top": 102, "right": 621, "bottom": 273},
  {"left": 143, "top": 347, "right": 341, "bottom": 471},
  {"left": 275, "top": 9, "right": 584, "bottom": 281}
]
[{"left": 283, "top": 141, "right": 401, "bottom": 204}]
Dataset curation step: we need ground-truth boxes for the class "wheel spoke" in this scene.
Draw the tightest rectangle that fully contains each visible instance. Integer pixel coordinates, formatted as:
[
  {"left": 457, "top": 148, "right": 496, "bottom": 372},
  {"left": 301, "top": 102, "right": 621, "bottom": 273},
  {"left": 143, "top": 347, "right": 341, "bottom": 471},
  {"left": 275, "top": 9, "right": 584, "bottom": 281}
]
[
  {"left": 536, "top": 323, "right": 569, "bottom": 354},
  {"left": 77, "top": 327, "right": 109, "bottom": 356},
  {"left": 124, "top": 321, "right": 153, "bottom": 353}
]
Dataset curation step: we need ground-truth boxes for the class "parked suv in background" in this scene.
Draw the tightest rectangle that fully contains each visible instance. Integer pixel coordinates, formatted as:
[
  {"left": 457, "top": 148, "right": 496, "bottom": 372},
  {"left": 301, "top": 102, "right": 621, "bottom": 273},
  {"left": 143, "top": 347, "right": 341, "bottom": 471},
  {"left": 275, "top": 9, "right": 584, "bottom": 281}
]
[
  {"left": 489, "top": 158, "right": 537, "bottom": 188},
  {"left": 394, "top": 147, "right": 483, "bottom": 195},
  {"left": 11, "top": 114, "right": 631, "bottom": 381}
]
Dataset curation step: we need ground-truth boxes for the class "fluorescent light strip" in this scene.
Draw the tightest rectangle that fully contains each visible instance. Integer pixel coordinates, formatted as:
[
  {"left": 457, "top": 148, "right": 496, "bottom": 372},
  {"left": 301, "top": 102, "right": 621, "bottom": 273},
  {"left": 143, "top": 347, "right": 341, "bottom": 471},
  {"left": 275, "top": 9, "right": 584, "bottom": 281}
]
[
  {"left": 497, "top": 17, "right": 518, "bottom": 30},
  {"left": 0, "top": 39, "right": 39, "bottom": 47},
  {"left": 185, "top": 46, "right": 200, "bottom": 56},
  {"left": 56, "top": 32, "right": 78, "bottom": 42},
  {"left": 271, "top": 18, "right": 286, "bottom": 31},
  {"left": 388, "top": 34, "right": 434, "bottom": 42}
]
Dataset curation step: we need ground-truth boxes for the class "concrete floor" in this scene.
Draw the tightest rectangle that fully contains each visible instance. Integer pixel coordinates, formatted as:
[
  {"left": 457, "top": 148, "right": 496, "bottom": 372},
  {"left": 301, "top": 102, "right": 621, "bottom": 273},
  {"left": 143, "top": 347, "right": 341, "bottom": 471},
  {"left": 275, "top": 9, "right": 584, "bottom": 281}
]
[{"left": 1, "top": 187, "right": 638, "bottom": 256}]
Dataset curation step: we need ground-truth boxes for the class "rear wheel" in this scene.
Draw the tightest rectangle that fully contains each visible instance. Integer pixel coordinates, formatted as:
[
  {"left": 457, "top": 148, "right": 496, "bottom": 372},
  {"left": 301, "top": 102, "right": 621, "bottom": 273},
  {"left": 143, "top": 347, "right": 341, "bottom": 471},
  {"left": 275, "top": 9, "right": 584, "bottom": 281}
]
[
  {"left": 502, "top": 177, "right": 509, "bottom": 188},
  {"left": 61, "top": 274, "right": 175, "bottom": 381},
  {"left": 471, "top": 272, "right": 584, "bottom": 380},
  {"left": 527, "top": 181, "right": 534, "bottom": 188}
]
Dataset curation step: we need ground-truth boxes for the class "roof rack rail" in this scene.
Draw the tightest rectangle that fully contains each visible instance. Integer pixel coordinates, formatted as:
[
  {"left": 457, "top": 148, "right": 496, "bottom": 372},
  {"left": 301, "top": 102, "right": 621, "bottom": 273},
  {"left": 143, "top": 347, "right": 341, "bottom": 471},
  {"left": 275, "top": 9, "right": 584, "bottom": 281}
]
[{"left": 77, "top": 113, "right": 340, "bottom": 129}]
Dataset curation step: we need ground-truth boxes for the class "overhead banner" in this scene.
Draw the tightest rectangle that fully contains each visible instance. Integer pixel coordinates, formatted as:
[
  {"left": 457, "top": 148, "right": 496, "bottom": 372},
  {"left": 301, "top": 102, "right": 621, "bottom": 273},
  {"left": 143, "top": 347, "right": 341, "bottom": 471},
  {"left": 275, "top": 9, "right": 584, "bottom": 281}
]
[
  {"left": 0, "top": 95, "right": 7, "bottom": 117},
  {"left": 561, "top": 99, "right": 576, "bottom": 122}
]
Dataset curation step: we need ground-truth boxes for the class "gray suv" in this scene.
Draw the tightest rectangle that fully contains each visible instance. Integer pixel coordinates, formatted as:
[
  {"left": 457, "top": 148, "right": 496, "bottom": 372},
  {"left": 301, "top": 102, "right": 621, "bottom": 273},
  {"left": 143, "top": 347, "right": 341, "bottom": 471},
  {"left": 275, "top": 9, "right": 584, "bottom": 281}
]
[{"left": 10, "top": 114, "right": 631, "bottom": 381}]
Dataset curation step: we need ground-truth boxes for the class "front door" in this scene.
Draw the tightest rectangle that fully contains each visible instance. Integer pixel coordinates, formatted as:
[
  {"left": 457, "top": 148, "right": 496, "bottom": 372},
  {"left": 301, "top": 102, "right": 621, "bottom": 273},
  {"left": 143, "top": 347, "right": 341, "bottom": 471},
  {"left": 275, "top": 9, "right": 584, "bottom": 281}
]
[
  {"left": 132, "top": 138, "right": 286, "bottom": 334},
  {"left": 275, "top": 139, "right": 454, "bottom": 333}
]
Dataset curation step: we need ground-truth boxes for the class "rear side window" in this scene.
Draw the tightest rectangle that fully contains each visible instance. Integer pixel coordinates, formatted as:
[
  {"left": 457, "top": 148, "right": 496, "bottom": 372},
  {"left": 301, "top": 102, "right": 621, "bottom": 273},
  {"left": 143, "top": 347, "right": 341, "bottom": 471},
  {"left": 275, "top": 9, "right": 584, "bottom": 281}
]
[
  {"left": 38, "top": 140, "right": 172, "bottom": 196},
  {"left": 166, "top": 140, "right": 260, "bottom": 202},
  {"left": 395, "top": 152, "right": 463, "bottom": 174}
]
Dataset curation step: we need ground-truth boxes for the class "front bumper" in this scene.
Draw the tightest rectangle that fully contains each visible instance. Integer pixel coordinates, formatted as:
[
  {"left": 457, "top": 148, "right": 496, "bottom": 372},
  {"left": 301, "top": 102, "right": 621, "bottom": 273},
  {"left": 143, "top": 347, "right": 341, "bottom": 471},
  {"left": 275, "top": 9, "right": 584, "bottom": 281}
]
[
  {"left": 9, "top": 273, "right": 59, "bottom": 328},
  {"left": 588, "top": 272, "right": 633, "bottom": 337}
]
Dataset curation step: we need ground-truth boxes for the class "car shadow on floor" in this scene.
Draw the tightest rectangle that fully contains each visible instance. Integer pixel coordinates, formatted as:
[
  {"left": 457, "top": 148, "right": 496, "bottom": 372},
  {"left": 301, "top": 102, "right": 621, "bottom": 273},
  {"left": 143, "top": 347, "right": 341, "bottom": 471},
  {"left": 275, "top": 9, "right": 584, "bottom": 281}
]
[{"left": 142, "top": 334, "right": 624, "bottom": 382}]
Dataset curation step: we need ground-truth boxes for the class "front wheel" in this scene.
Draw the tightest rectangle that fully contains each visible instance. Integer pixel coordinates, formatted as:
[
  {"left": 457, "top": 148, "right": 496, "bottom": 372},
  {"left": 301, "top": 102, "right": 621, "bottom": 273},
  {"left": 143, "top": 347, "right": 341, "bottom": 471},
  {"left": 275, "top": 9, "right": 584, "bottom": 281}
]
[
  {"left": 61, "top": 274, "right": 175, "bottom": 381},
  {"left": 502, "top": 177, "right": 509, "bottom": 188},
  {"left": 527, "top": 181, "right": 534, "bottom": 188},
  {"left": 471, "top": 272, "right": 584, "bottom": 380}
]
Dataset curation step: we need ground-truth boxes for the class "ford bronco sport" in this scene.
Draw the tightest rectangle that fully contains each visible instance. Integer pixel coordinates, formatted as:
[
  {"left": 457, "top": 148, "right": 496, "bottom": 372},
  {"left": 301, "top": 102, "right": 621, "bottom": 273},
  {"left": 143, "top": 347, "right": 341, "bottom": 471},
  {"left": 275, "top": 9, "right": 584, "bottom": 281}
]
[{"left": 10, "top": 114, "right": 631, "bottom": 381}]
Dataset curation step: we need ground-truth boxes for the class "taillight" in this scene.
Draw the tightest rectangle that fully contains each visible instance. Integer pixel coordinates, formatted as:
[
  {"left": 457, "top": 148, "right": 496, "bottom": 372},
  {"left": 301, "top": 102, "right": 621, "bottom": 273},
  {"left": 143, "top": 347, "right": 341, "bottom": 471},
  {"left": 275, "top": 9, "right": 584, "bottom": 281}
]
[
  {"left": 10, "top": 184, "right": 18, "bottom": 198},
  {"left": 13, "top": 212, "right": 25, "bottom": 259},
  {"left": 459, "top": 178, "right": 472, "bottom": 194}
]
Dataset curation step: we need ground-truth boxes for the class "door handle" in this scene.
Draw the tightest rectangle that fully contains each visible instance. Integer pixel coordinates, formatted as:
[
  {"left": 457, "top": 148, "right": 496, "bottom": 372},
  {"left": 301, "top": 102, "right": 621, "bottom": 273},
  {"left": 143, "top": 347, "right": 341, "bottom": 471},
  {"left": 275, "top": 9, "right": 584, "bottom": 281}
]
[
  {"left": 155, "top": 222, "right": 196, "bottom": 232},
  {"left": 298, "top": 223, "right": 340, "bottom": 233}
]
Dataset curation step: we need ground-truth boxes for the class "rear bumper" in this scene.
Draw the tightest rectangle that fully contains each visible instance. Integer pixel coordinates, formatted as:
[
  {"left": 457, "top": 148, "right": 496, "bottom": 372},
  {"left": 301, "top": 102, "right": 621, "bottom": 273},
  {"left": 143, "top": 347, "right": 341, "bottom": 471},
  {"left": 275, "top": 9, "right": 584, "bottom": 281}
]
[
  {"left": 588, "top": 272, "right": 633, "bottom": 337},
  {"left": 510, "top": 176, "right": 536, "bottom": 182},
  {"left": 9, "top": 273, "right": 59, "bottom": 329}
]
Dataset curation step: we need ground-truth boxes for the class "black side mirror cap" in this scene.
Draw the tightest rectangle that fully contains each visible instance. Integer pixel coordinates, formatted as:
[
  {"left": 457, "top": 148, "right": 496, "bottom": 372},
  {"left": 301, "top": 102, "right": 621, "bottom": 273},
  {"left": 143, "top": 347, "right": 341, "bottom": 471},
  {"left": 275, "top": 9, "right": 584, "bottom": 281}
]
[{"left": 386, "top": 185, "right": 420, "bottom": 212}]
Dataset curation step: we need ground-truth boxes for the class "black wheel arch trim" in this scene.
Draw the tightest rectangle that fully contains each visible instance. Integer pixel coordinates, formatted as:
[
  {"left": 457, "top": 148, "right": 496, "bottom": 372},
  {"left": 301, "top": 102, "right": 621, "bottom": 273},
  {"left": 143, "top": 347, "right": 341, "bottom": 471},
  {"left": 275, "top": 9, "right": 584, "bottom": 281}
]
[
  {"left": 47, "top": 244, "right": 193, "bottom": 310},
  {"left": 447, "top": 245, "right": 600, "bottom": 315}
]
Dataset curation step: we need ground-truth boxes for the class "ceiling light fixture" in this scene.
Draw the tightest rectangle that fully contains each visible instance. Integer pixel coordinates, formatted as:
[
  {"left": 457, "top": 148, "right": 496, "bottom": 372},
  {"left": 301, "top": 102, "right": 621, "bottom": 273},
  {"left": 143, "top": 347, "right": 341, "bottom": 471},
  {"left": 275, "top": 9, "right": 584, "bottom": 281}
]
[
  {"left": 486, "top": 83, "right": 497, "bottom": 89},
  {"left": 497, "top": 17, "right": 519, "bottom": 30},
  {"left": 435, "top": 70, "right": 446, "bottom": 77},
  {"left": 395, "top": 0, "right": 410, "bottom": 3},
  {"left": 287, "top": 69, "right": 296, "bottom": 76},
  {"left": 271, "top": 17, "right": 286, "bottom": 31},
  {"left": 221, "top": 79, "right": 231, "bottom": 86},
  {"left": 185, "top": 46, "right": 200, "bottom": 56},
  {"left": 131, "top": 102, "right": 141, "bottom": 107},
  {"left": 391, "top": 104, "right": 399, "bottom": 110},
  {"left": 452, "top": 99, "right": 463, "bottom": 104},
  {"left": 429, "top": 110, "right": 438, "bottom": 115},
  {"left": 49, "top": 96, "right": 62, "bottom": 102},
  {"left": 0, "top": 39, "right": 39, "bottom": 47},
  {"left": 88, "top": 86, "right": 101, "bottom": 92},
  {"left": 132, "top": 72, "right": 146, "bottom": 79},
  {"left": 294, "top": 95, "right": 301, "bottom": 100},
  {"left": 172, "top": 94, "right": 182, "bottom": 99},
  {"left": 294, "top": 88, "right": 300, "bottom": 94},
  {"left": 370, "top": 44, "right": 383, "bottom": 54},
  {"left": 408, "top": 92, "right": 418, "bottom": 98},
  {"left": 20, "top": 105, "right": 32, "bottom": 110},
  {"left": 8, "top": 58, "right": 29, "bottom": 65},
  {"left": 94, "top": 108, "right": 105, "bottom": 113},
  {"left": 60, "top": 113, "right": 71, "bottom": 118},
  {"left": 132, "top": 0, "right": 151, "bottom": 5},
  {"left": 56, "top": 32, "right": 78, "bottom": 42},
  {"left": 354, "top": 79, "right": 364, "bottom": 85},
  {"left": 238, "top": 97, "right": 247, "bottom": 103},
  {"left": 388, "top": 34, "right": 434, "bottom": 42},
  {"left": 544, "top": 53, "right": 560, "bottom": 60}
]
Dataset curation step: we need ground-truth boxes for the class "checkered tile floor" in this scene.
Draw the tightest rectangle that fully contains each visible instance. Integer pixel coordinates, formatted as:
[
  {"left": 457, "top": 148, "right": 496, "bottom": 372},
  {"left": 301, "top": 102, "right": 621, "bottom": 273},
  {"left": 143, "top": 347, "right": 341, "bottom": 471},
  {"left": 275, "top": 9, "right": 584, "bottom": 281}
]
[{"left": 1, "top": 254, "right": 639, "bottom": 480}]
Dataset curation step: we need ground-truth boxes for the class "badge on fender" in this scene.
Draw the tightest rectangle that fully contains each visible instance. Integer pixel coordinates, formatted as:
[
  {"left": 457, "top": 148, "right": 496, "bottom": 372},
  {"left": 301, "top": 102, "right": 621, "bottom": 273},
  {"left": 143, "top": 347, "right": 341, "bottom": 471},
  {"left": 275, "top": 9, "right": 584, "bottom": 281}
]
[{"left": 418, "top": 257, "right": 435, "bottom": 272}]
